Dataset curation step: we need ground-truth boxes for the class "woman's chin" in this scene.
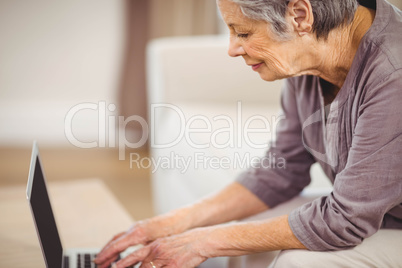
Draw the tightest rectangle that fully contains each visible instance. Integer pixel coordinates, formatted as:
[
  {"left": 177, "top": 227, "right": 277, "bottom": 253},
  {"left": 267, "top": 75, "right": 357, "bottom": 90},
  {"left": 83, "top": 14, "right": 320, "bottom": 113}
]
[{"left": 258, "top": 72, "right": 281, "bottom": 82}]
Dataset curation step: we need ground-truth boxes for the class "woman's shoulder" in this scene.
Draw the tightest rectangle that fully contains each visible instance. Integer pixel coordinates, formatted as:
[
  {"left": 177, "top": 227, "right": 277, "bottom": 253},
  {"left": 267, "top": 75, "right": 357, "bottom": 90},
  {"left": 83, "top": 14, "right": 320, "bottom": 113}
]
[
  {"left": 359, "top": 0, "right": 402, "bottom": 76},
  {"left": 347, "top": 1, "right": 402, "bottom": 101}
]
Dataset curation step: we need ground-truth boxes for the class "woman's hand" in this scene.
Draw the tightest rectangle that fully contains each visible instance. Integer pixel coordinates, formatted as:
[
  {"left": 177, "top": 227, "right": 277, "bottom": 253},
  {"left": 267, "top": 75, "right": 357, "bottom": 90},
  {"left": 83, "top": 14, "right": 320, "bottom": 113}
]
[
  {"left": 94, "top": 212, "right": 189, "bottom": 268},
  {"left": 94, "top": 182, "right": 269, "bottom": 267},
  {"left": 111, "top": 228, "right": 211, "bottom": 268}
]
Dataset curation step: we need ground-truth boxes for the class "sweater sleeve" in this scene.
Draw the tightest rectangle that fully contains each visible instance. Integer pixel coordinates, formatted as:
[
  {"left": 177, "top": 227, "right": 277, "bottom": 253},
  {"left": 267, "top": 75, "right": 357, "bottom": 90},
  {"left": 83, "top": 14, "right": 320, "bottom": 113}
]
[
  {"left": 236, "top": 79, "right": 316, "bottom": 208},
  {"left": 289, "top": 70, "right": 402, "bottom": 251}
]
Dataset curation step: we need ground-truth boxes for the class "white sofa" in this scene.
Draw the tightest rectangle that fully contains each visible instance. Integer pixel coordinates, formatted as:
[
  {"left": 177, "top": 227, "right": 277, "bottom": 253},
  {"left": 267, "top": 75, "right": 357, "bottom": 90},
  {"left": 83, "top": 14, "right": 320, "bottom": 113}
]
[{"left": 146, "top": 35, "right": 332, "bottom": 267}]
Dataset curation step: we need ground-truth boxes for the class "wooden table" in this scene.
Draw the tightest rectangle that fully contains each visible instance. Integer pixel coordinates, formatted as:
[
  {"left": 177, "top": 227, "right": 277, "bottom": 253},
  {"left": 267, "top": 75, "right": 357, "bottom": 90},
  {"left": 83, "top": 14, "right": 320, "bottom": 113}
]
[{"left": 0, "top": 178, "right": 134, "bottom": 267}]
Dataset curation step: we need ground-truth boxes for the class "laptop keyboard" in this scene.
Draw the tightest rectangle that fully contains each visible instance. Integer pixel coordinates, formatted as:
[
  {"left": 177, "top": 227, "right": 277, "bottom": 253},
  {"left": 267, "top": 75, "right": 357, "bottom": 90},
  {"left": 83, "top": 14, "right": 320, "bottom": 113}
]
[{"left": 64, "top": 253, "right": 120, "bottom": 268}]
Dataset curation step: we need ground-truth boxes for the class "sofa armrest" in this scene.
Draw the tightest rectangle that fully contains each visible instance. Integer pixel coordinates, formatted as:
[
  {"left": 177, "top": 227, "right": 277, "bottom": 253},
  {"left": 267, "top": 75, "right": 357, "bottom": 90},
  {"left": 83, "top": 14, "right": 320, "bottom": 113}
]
[{"left": 146, "top": 35, "right": 283, "bottom": 105}]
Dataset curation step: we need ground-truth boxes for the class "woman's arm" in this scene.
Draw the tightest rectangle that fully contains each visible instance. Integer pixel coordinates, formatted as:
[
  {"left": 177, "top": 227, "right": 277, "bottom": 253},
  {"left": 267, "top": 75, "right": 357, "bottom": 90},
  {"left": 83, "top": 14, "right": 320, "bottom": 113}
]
[
  {"left": 178, "top": 181, "right": 269, "bottom": 230},
  {"left": 94, "top": 182, "right": 268, "bottom": 267},
  {"left": 111, "top": 215, "right": 306, "bottom": 268},
  {"left": 202, "top": 215, "right": 306, "bottom": 257}
]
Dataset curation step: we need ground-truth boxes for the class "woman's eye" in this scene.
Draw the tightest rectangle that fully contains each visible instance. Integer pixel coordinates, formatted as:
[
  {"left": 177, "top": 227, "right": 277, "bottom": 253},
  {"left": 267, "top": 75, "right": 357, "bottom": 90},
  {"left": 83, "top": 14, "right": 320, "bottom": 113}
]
[{"left": 237, "top": 33, "right": 249, "bottom": 38}]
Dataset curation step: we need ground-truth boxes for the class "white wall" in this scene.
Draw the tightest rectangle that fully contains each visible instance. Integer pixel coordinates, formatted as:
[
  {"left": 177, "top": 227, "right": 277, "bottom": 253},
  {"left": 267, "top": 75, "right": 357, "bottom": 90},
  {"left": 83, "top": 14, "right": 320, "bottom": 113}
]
[
  {"left": 0, "top": 0, "right": 125, "bottom": 146},
  {"left": 1, "top": 0, "right": 401, "bottom": 147}
]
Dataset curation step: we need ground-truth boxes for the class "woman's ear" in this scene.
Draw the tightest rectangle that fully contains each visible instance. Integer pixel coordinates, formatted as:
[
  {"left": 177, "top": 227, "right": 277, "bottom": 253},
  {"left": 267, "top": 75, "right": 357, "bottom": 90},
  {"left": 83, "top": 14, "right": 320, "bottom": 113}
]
[{"left": 287, "top": 0, "right": 314, "bottom": 36}]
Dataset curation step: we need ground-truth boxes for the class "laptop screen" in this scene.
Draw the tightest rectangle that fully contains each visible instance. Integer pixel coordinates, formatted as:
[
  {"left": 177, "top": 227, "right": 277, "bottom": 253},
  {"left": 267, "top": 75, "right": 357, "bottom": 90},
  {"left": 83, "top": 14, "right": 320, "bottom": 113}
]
[{"left": 28, "top": 152, "right": 63, "bottom": 268}]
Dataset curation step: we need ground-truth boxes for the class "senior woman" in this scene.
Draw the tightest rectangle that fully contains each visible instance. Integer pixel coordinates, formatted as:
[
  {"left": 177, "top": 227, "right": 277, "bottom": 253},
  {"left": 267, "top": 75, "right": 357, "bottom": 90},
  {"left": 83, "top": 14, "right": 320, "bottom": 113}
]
[{"left": 95, "top": 0, "right": 402, "bottom": 267}]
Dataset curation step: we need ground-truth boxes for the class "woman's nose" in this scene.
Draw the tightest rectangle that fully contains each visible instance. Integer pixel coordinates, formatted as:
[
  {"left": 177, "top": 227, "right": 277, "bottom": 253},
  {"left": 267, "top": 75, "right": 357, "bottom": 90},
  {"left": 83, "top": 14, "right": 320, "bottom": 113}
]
[{"left": 228, "top": 38, "right": 245, "bottom": 57}]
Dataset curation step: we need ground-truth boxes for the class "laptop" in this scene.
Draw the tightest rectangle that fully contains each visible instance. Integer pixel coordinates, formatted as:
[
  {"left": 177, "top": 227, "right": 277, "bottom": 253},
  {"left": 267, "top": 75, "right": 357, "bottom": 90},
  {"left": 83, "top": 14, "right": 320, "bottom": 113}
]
[{"left": 26, "top": 142, "right": 137, "bottom": 268}]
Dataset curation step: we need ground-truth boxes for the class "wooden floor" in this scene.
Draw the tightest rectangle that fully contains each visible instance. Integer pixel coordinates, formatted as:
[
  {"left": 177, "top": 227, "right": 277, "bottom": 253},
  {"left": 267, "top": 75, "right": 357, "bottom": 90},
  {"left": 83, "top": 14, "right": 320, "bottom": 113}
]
[{"left": 0, "top": 145, "right": 154, "bottom": 220}]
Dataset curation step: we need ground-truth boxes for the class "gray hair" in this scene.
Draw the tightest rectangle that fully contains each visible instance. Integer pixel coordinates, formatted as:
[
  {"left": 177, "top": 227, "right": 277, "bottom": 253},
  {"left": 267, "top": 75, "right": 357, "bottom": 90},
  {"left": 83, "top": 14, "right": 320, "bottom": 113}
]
[{"left": 228, "top": 0, "right": 359, "bottom": 40}]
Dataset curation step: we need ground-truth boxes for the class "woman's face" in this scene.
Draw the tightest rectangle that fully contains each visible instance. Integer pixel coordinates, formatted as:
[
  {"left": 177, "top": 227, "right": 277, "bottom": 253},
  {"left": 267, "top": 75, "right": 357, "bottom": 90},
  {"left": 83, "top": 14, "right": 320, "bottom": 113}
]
[{"left": 218, "top": 0, "right": 301, "bottom": 81}]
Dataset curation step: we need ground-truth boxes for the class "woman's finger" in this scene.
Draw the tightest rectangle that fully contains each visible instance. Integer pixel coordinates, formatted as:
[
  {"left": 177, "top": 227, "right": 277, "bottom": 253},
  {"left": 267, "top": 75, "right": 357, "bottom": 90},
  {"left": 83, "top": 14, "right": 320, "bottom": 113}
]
[
  {"left": 95, "top": 233, "right": 135, "bottom": 265},
  {"left": 114, "top": 246, "right": 152, "bottom": 268},
  {"left": 97, "top": 253, "right": 121, "bottom": 268},
  {"left": 101, "top": 231, "right": 126, "bottom": 252}
]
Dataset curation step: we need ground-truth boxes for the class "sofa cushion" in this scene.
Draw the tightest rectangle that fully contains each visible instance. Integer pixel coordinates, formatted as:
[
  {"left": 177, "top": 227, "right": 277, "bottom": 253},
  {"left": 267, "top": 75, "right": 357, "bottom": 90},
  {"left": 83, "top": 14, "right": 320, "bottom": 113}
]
[{"left": 150, "top": 102, "right": 332, "bottom": 214}]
